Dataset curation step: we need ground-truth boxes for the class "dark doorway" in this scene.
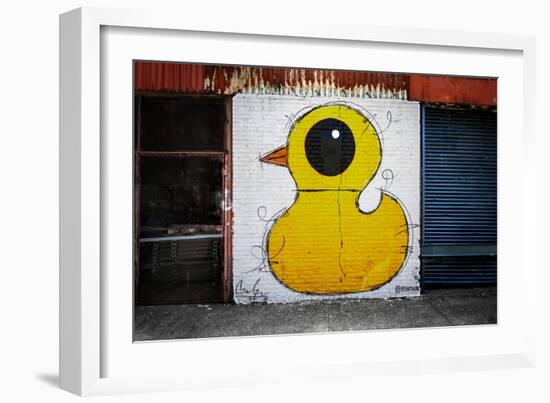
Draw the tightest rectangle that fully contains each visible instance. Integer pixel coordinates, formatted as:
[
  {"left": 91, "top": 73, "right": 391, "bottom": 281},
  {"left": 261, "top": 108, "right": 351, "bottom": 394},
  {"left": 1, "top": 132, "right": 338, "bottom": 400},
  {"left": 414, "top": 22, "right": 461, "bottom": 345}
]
[{"left": 134, "top": 94, "right": 232, "bottom": 304}]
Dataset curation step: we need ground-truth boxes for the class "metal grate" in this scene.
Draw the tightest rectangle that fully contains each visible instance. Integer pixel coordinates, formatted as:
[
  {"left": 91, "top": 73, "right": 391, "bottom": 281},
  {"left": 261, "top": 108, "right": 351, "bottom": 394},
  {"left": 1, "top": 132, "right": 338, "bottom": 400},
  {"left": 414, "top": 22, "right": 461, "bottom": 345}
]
[
  {"left": 422, "top": 106, "right": 497, "bottom": 287},
  {"left": 421, "top": 256, "right": 496, "bottom": 286},
  {"left": 137, "top": 237, "right": 223, "bottom": 304}
]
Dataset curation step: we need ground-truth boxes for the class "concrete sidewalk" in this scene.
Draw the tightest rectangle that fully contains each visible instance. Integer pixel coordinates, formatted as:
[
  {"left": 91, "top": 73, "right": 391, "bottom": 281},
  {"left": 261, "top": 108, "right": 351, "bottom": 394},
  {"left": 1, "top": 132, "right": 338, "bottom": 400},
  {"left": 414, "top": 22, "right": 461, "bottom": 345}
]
[{"left": 134, "top": 287, "right": 496, "bottom": 341}]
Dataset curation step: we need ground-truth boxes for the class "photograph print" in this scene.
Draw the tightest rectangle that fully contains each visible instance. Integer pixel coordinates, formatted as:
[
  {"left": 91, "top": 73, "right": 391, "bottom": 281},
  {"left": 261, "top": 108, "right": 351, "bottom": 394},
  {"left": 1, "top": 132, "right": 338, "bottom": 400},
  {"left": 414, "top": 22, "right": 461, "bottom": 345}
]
[{"left": 133, "top": 62, "right": 497, "bottom": 341}]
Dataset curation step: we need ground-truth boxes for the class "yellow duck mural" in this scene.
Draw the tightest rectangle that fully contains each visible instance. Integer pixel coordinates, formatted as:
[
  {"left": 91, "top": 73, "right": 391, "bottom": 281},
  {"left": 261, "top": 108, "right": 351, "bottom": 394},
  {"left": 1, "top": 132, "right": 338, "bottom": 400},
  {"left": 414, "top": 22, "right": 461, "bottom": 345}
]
[{"left": 260, "top": 104, "right": 409, "bottom": 294}]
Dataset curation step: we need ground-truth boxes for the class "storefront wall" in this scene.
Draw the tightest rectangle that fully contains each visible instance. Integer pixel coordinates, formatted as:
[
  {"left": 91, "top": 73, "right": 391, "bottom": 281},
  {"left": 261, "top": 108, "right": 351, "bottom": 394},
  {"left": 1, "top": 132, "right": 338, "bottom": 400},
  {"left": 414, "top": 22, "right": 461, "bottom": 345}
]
[{"left": 232, "top": 95, "right": 421, "bottom": 303}]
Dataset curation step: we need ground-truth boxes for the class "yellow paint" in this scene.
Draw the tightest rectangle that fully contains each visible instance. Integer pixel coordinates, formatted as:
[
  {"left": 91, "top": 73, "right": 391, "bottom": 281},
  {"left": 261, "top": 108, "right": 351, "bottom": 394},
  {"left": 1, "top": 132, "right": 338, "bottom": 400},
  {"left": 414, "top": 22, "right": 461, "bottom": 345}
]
[{"left": 266, "top": 105, "right": 409, "bottom": 294}]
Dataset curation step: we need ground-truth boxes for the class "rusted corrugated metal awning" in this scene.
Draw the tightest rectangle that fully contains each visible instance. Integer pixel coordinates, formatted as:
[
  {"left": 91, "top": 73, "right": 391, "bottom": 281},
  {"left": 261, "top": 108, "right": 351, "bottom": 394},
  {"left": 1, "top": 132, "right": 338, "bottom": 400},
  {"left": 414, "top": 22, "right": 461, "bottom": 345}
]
[
  {"left": 134, "top": 61, "right": 497, "bottom": 106},
  {"left": 409, "top": 74, "right": 497, "bottom": 106},
  {"left": 134, "top": 61, "right": 410, "bottom": 99}
]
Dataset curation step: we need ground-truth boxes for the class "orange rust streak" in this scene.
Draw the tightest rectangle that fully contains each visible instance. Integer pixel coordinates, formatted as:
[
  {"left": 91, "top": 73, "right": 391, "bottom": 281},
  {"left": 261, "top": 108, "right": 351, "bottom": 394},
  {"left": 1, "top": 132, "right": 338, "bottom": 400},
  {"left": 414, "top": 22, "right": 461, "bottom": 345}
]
[{"left": 260, "top": 146, "right": 288, "bottom": 167}]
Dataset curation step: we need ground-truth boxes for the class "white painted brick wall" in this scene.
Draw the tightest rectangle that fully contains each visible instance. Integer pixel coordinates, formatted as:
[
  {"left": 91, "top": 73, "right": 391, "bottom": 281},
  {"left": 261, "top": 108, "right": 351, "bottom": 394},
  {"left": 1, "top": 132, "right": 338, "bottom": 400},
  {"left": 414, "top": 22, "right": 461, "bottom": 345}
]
[{"left": 232, "top": 94, "right": 420, "bottom": 303}]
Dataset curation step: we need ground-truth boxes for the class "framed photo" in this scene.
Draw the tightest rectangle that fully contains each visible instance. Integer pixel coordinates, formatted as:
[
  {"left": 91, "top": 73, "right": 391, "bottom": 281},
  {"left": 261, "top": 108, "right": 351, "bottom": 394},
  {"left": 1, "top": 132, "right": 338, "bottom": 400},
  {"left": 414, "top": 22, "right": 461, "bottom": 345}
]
[{"left": 59, "top": 6, "right": 537, "bottom": 396}]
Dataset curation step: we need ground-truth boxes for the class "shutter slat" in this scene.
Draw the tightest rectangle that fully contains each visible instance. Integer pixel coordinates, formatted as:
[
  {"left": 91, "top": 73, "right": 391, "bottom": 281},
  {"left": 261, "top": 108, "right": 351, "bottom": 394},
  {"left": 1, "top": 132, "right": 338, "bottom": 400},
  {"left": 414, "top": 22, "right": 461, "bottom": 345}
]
[{"left": 422, "top": 106, "right": 497, "bottom": 287}]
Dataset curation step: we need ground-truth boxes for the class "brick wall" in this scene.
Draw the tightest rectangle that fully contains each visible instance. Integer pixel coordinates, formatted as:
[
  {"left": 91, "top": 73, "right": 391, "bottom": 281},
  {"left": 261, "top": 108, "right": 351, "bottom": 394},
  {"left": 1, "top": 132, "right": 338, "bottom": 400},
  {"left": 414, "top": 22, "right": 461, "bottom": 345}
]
[{"left": 232, "top": 94, "right": 420, "bottom": 303}]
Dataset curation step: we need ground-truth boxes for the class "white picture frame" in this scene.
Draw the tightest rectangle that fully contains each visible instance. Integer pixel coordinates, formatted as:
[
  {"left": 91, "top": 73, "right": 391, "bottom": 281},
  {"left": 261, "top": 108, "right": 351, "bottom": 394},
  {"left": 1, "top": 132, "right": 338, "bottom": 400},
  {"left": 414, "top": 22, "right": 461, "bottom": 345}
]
[{"left": 59, "top": 6, "right": 537, "bottom": 396}]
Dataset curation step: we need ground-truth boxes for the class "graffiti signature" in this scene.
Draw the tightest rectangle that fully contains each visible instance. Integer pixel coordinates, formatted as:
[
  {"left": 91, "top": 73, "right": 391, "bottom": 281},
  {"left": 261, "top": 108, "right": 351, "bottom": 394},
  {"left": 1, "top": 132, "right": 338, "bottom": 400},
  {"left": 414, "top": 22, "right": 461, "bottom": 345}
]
[{"left": 235, "top": 278, "right": 267, "bottom": 303}]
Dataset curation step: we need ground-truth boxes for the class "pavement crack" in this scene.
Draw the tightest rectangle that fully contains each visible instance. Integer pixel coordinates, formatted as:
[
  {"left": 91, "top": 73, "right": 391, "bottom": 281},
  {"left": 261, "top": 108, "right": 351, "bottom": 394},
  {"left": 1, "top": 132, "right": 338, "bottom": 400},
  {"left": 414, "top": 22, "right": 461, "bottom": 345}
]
[
  {"left": 326, "top": 303, "right": 331, "bottom": 333},
  {"left": 424, "top": 298, "right": 455, "bottom": 326}
]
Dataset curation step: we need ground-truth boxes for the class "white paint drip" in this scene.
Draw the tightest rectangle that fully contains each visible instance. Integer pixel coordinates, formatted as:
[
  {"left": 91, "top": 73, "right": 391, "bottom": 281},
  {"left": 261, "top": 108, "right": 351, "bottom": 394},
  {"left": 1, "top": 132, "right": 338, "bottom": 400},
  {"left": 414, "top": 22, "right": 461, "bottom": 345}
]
[{"left": 203, "top": 67, "right": 408, "bottom": 99}]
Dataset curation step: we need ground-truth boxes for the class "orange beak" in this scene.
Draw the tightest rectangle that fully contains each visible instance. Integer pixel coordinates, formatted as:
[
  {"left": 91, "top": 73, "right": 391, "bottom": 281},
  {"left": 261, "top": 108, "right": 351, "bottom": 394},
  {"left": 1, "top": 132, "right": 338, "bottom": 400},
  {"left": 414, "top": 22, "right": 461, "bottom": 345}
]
[{"left": 260, "top": 145, "right": 288, "bottom": 167}]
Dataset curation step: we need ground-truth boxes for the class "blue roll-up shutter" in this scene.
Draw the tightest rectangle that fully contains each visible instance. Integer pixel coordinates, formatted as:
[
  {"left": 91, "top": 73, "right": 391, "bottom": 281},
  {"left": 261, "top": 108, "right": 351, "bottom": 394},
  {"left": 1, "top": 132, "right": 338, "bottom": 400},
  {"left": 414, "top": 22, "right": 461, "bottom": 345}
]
[{"left": 421, "top": 106, "right": 497, "bottom": 287}]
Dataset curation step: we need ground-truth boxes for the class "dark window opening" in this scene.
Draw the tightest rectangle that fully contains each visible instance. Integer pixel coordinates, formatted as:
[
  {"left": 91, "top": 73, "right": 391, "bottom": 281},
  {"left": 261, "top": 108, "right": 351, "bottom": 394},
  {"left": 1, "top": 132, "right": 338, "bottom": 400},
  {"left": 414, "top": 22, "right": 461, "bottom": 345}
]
[
  {"left": 134, "top": 94, "right": 231, "bottom": 305},
  {"left": 139, "top": 157, "right": 223, "bottom": 236},
  {"left": 139, "top": 96, "right": 226, "bottom": 152}
]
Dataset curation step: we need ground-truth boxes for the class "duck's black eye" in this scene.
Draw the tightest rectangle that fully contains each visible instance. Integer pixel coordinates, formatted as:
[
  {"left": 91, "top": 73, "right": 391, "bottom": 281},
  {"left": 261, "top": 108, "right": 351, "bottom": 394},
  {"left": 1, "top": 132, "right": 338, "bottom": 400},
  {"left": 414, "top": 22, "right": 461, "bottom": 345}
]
[{"left": 304, "top": 118, "right": 355, "bottom": 176}]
